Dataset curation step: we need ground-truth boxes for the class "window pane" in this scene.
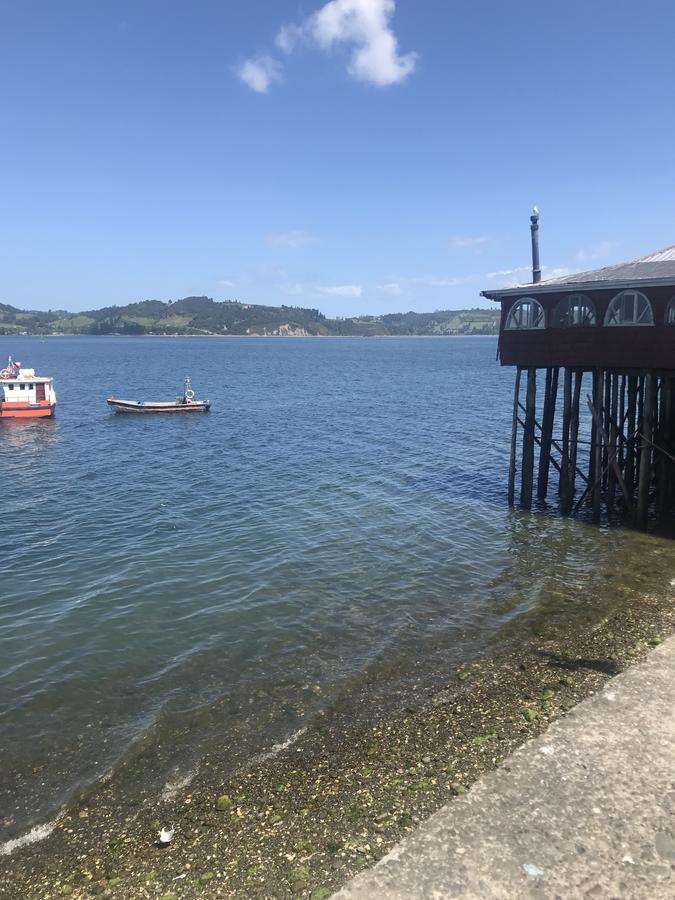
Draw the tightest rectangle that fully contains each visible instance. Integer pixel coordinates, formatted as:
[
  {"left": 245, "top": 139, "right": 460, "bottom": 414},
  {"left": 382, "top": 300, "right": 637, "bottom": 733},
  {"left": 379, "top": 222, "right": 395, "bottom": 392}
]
[{"left": 605, "top": 291, "right": 653, "bottom": 326}]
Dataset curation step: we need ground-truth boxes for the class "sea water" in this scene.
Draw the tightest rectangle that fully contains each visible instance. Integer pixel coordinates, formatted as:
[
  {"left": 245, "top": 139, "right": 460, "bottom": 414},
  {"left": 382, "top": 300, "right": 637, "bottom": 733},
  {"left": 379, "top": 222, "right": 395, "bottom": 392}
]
[{"left": 1, "top": 335, "right": 673, "bottom": 842}]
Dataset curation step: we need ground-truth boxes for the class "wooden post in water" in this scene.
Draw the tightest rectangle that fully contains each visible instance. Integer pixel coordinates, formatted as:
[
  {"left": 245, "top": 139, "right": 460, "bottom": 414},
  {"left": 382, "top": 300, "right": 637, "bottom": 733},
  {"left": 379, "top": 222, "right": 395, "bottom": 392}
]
[
  {"left": 618, "top": 374, "right": 627, "bottom": 471},
  {"left": 607, "top": 373, "right": 619, "bottom": 510},
  {"left": 592, "top": 369, "right": 603, "bottom": 522},
  {"left": 560, "top": 367, "right": 572, "bottom": 513},
  {"left": 507, "top": 368, "right": 522, "bottom": 507},
  {"left": 602, "top": 372, "right": 612, "bottom": 492},
  {"left": 588, "top": 371, "right": 598, "bottom": 490},
  {"left": 625, "top": 376, "right": 638, "bottom": 497},
  {"left": 520, "top": 367, "right": 537, "bottom": 509},
  {"left": 635, "top": 375, "right": 645, "bottom": 490},
  {"left": 637, "top": 373, "right": 655, "bottom": 528},
  {"left": 587, "top": 391, "right": 635, "bottom": 523},
  {"left": 656, "top": 375, "right": 667, "bottom": 519},
  {"left": 666, "top": 377, "right": 675, "bottom": 515},
  {"left": 664, "top": 377, "right": 675, "bottom": 515},
  {"left": 569, "top": 369, "right": 583, "bottom": 505},
  {"left": 537, "top": 367, "right": 558, "bottom": 501}
]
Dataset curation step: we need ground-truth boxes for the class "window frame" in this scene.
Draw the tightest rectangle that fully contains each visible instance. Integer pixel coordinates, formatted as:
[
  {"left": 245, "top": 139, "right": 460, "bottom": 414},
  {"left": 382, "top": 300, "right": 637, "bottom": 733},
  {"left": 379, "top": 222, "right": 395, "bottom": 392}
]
[
  {"left": 665, "top": 296, "right": 675, "bottom": 325},
  {"left": 505, "top": 297, "right": 546, "bottom": 331},
  {"left": 552, "top": 293, "right": 597, "bottom": 328},
  {"left": 604, "top": 290, "right": 654, "bottom": 327}
]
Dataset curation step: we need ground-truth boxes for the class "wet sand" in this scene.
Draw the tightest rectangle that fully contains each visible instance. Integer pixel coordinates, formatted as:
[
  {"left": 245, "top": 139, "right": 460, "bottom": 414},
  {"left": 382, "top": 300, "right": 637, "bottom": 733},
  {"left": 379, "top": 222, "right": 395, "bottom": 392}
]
[{"left": 2, "top": 589, "right": 673, "bottom": 900}]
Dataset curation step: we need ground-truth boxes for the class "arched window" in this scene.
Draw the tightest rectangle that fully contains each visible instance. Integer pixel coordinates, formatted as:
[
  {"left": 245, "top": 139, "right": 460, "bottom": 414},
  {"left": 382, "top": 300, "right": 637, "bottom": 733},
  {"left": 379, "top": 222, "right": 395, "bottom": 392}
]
[
  {"left": 665, "top": 297, "right": 675, "bottom": 324},
  {"left": 604, "top": 290, "right": 653, "bottom": 326},
  {"left": 553, "top": 294, "right": 597, "bottom": 327},
  {"left": 505, "top": 297, "right": 545, "bottom": 330}
]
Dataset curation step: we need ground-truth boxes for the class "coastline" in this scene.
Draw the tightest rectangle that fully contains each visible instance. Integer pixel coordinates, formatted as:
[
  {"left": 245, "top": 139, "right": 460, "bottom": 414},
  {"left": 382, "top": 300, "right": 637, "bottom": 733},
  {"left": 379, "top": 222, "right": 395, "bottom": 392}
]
[
  {"left": 2, "top": 587, "right": 673, "bottom": 899},
  {"left": 1, "top": 333, "right": 498, "bottom": 339}
]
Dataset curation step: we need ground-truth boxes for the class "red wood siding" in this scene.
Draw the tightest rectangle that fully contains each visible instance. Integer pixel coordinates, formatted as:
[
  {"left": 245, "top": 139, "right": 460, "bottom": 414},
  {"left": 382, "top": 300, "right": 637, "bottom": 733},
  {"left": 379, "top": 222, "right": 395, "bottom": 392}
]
[{"left": 498, "top": 286, "right": 675, "bottom": 370}]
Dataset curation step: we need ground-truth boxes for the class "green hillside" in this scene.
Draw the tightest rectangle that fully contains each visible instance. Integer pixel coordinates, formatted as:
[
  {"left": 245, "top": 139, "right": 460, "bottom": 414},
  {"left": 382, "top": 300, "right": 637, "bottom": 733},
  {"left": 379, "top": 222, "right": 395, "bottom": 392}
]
[{"left": 0, "top": 297, "right": 499, "bottom": 337}]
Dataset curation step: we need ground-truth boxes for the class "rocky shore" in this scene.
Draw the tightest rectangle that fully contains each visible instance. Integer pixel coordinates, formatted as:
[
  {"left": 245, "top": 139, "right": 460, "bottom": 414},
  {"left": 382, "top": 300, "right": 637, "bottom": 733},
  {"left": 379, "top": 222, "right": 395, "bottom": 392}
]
[{"left": 2, "top": 588, "right": 673, "bottom": 900}]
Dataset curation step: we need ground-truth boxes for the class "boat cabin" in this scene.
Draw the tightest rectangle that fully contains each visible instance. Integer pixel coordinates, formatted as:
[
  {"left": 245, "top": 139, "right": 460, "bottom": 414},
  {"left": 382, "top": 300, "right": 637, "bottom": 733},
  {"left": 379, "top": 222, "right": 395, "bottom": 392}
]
[{"left": 0, "top": 364, "right": 57, "bottom": 418}]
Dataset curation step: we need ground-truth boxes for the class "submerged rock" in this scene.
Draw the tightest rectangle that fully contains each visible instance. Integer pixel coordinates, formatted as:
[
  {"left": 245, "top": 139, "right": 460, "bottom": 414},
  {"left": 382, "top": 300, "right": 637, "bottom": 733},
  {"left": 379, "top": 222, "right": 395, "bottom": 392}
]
[{"left": 216, "top": 794, "right": 233, "bottom": 811}]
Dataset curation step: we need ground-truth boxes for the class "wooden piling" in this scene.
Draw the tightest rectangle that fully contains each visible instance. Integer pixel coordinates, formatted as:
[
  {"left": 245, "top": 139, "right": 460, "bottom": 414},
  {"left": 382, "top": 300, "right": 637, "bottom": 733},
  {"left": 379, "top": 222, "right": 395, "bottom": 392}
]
[
  {"left": 607, "top": 373, "right": 619, "bottom": 510},
  {"left": 637, "top": 373, "right": 655, "bottom": 527},
  {"left": 656, "top": 376, "right": 667, "bottom": 518},
  {"left": 664, "top": 377, "right": 675, "bottom": 515},
  {"left": 625, "top": 376, "right": 638, "bottom": 497},
  {"left": 537, "top": 367, "right": 558, "bottom": 502},
  {"left": 560, "top": 368, "right": 572, "bottom": 513},
  {"left": 569, "top": 369, "right": 583, "bottom": 504},
  {"left": 592, "top": 369, "right": 603, "bottom": 521},
  {"left": 504, "top": 362, "right": 674, "bottom": 527},
  {"left": 618, "top": 374, "right": 627, "bottom": 471},
  {"left": 602, "top": 372, "right": 612, "bottom": 491},
  {"left": 520, "top": 367, "right": 536, "bottom": 510},
  {"left": 507, "top": 368, "right": 522, "bottom": 507}
]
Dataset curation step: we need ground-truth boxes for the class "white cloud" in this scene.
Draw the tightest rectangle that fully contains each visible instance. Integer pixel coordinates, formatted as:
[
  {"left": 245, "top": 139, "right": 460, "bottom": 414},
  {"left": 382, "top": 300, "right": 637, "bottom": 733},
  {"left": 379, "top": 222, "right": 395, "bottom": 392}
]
[
  {"left": 218, "top": 279, "right": 235, "bottom": 288},
  {"left": 265, "top": 229, "right": 315, "bottom": 249},
  {"left": 377, "top": 282, "right": 403, "bottom": 295},
  {"left": 410, "top": 274, "right": 482, "bottom": 288},
  {"left": 276, "top": 0, "right": 417, "bottom": 87},
  {"left": 484, "top": 264, "right": 571, "bottom": 286},
  {"left": 448, "top": 235, "right": 490, "bottom": 250},
  {"left": 234, "top": 55, "right": 283, "bottom": 93},
  {"left": 485, "top": 266, "right": 531, "bottom": 280},
  {"left": 276, "top": 24, "right": 305, "bottom": 54},
  {"left": 318, "top": 284, "right": 363, "bottom": 297}
]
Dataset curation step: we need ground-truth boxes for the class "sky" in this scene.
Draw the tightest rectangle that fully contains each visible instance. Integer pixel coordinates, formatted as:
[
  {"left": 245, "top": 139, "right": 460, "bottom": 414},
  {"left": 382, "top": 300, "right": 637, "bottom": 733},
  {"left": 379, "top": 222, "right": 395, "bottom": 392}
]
[{"left": 2, "top": 0, "right": 675, "bottom": 317}]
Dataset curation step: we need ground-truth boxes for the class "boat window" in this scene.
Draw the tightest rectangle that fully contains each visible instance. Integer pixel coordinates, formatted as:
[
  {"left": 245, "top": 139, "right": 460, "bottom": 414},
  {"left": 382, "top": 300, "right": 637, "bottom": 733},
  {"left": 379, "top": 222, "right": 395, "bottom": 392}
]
[
  {"left": 20, "top": 384, "right": 26, "bottom": 390},
  {"left": 505, "top": 297, "right": 545, "bottom": 330},
  {"left": 604, "top": 290, "right": 653, "bottom": 326},
  {"left": 7, "top": 384, "right": 14, "bottom": 390},
  {"left": 666, "top": 297, "right": 675, "bottom": 324},
  {"left": 553, "top": 294, "right": 596, "bottom": 327}
]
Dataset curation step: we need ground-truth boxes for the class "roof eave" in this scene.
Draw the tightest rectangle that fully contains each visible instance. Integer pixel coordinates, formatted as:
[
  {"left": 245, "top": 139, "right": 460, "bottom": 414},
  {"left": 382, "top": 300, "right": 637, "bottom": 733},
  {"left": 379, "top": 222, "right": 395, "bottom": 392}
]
[{"left": 481, "top": 275, "right": 675, "bottom": 301}]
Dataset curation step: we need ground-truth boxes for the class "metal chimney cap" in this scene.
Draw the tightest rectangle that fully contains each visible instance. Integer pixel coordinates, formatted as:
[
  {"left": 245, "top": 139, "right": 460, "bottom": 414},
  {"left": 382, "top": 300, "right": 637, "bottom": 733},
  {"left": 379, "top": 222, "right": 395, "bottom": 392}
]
[{"left": 532, "top": 205, "right": 539, "bottom": 216}]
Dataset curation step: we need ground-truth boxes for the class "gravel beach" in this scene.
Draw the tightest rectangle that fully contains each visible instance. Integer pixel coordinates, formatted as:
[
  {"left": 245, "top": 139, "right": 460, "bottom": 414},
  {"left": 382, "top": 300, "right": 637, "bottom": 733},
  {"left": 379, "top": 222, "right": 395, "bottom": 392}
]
[{"left": 2, "top": 587, "right": 673, "bottom": 900}]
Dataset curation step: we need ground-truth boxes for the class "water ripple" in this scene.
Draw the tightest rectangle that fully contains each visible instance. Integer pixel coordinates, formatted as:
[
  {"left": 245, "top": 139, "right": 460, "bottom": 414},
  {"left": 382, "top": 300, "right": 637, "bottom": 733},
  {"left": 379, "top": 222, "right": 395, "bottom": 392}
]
[{"left": 1, "top": 335, "right": 673, "bottom": 840}]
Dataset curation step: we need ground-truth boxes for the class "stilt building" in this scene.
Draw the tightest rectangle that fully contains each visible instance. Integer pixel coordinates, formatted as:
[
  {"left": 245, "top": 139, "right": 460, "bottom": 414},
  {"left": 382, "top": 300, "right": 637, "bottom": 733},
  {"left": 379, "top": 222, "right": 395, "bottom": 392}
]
[{"left": 482, "top": 210, "right": 675, "bottom": 527}]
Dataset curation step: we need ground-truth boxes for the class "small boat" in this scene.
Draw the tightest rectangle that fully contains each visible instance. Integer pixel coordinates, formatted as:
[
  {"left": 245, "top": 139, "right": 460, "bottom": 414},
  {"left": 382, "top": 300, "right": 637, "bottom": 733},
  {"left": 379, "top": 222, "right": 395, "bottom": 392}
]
[
  {"left": 0, "top": 356, "right": 57, "bottom": 419},
  {"left": 107, "top": 376, "right": 210, "bottom": 414}
]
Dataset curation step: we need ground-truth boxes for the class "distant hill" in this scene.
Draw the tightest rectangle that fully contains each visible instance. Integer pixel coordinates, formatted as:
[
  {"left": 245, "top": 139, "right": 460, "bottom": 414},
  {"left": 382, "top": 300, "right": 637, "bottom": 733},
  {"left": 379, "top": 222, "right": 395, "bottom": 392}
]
[{"left": 0, "top": 297, "right": 499, "bottom": 337}]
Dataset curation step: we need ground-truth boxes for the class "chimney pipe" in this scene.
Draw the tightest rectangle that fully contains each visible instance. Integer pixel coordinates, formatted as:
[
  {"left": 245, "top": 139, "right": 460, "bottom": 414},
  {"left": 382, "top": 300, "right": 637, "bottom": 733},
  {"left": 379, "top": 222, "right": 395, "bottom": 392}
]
[{"left": 530, "top": 206, "right": 541, "bottom": 284}]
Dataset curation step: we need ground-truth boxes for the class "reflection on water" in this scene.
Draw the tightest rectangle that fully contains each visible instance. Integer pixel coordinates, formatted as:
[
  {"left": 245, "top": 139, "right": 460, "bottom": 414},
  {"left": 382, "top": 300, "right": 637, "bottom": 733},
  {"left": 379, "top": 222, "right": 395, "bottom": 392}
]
[
  {"left": 0, "top": 335, "right": 673, "bottom": 841},
  {"left": 0, "top": 417, "right": 58, "bottom": 452}
]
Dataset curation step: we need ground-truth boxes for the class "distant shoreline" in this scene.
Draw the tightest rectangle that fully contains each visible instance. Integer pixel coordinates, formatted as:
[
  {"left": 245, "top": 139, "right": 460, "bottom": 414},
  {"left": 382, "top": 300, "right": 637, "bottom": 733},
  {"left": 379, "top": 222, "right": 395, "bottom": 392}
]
[
  {"left": 0, "top": 297, "right": 499, "bottom": 339},
  {"left": 1, "top": 332, "right": 498, "bottom": 339}
]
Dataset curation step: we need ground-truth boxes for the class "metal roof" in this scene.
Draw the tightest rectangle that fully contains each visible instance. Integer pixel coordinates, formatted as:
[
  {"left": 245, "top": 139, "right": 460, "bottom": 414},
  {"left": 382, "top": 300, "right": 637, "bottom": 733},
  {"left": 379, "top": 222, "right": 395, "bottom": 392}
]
[{"left": 481, "top": 245, "right": 675, "bottom": 299}]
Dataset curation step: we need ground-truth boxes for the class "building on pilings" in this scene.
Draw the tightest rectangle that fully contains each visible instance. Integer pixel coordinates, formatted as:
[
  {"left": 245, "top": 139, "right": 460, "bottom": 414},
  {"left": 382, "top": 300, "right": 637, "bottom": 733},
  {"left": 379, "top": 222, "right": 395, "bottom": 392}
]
[{"left": 481, "top": 210, "right": 675, "bottom": 528}]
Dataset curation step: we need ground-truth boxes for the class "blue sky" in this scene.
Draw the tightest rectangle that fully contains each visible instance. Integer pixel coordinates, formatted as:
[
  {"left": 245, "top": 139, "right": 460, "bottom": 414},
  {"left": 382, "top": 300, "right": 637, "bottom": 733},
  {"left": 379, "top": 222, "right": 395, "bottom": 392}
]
[{"left": 2, "top": 0, "right": 675, "bottom": 317}]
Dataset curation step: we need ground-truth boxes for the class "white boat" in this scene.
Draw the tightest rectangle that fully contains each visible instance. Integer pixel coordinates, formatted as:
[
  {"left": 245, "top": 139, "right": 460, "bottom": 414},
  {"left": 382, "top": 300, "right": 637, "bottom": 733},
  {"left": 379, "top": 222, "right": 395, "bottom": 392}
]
[
  {"left": 0, "top": 356, "right": 57, "bottom": 419},
  {"left": 107, "top": 376, "right": 210, "bottom": 414}
]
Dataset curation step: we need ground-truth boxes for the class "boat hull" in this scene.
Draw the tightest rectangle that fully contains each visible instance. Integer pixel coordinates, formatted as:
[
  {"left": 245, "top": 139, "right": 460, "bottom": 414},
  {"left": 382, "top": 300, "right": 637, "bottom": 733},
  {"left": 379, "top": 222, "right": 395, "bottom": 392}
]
[
  {"left": 107, "top": 398, "right": 210, "bottom": 414},
  {"left": 0, "top": 402, "right": 56, "bottom": 419}
]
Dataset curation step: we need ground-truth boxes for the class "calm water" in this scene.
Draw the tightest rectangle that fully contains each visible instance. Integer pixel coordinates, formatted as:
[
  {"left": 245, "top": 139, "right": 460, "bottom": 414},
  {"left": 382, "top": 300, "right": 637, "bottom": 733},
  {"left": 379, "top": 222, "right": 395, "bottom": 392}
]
[{"left": 1, "top": 336, "right": 673, "bottom": 842}]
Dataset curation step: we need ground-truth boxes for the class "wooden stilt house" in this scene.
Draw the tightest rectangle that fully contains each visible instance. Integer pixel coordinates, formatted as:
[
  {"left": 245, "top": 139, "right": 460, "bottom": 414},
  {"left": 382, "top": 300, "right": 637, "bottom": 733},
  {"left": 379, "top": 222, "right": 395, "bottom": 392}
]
[{"left": 481, "top": 210, "right": 675, "bottom": 527}]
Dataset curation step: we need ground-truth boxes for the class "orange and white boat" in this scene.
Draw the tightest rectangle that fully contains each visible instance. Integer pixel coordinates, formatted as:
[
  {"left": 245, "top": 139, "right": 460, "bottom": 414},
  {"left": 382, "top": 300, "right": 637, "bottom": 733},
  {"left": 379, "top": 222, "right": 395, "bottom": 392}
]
[{"left": 0, "top": 357, "right": 57, "bottom": 419}]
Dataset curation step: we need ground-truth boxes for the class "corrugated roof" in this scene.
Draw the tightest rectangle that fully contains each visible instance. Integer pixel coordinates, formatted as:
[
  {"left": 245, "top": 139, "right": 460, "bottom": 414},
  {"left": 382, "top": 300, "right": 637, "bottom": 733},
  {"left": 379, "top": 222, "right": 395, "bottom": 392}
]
[
  {"left": 638, "top": 246, "right": 675, "bottom": 262},
  {"left": 481, "top": 245, "right": 675, "bottom": 299}
]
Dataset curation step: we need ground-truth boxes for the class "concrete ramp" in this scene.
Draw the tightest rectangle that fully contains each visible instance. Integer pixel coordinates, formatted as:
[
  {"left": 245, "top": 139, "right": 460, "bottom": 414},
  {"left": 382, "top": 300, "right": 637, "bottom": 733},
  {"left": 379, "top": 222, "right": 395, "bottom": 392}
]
[{"left": 336, "top": 636, "right": 675, "bottom": 899}]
